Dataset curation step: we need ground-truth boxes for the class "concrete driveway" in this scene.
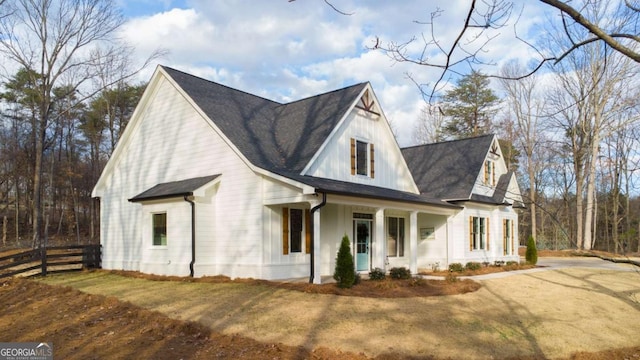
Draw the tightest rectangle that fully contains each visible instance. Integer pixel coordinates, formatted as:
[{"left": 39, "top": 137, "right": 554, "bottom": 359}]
[{"left": 457, "top": 256, "right": 640, "bottom": 280}]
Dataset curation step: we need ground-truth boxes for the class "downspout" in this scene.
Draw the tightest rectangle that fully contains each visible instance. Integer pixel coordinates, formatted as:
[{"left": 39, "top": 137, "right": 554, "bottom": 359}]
[
  {"left": 184, "top": 195, "right": 195, "bottom": 277},
  {"left": 309, "top": 192, "right": 327, "bottom": 283}
]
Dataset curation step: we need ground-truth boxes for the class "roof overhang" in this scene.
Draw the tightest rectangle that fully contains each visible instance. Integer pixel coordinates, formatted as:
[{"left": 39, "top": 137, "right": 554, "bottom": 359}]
[{"left": 128, "top": 175, "right": 221, "bottom": 203}]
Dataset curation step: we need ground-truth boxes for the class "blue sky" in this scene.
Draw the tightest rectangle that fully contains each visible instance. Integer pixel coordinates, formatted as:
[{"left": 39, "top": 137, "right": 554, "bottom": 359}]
[{"left": 117, "top": 0, "right": 548, "bottom": 146}]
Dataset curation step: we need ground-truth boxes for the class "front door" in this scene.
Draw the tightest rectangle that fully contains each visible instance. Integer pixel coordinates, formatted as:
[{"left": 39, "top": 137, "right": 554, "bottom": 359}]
[{"left": 354, "top": 220, "right": 371, "bottom": 272}]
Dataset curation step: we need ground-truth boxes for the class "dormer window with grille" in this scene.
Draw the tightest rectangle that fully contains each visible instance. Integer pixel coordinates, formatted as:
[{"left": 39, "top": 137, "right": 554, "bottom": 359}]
[
  {"left": 484, "top": 160, "right": 495, "bottom": 186},
  {"left": 350, "top": 138, "right": 375, "bottom": 178}
]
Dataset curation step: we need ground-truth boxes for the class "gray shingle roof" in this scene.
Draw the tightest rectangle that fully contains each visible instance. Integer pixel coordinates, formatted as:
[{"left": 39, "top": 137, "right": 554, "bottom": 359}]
[
  {"left": 163, "top": 66, "right": 366, "bottom": 174},
  {"left": 129, "top": 175, "right": 220, "bottom": 202},
  {"left": 401, "top": 135, "right": 494, "bottom": 200},
  {"left": 287, "top": 174, "right": 461, "bottom": 209}
]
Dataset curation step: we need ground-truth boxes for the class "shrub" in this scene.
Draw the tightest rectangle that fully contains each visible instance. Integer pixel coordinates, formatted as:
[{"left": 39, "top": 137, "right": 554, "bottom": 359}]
[
  {"left": 448, "top": 263, "right": 464, "bottom": 272},
  {"left": 525, "top": 235, "right": 538, "bottom": 265},
  {"left": 354, "top": 272, "right": 361, "bottom": 285},
  {"left": 389, "top": 267, "right": 411, "bottom": 279},
  {"left": 465, "top": 262, "right": 482, "bottom": 271},
  {"left": 505, "top": 261, "right": 519, "bottom": 266},
  {"left": 369, "top": 267, "right": 386, "bottom": 281},
  {"left": 445, "top": 273, "right": 459, "bottom": 283},
  {"left": 333, "top": 235, "right": 356, "bottom": 288}
]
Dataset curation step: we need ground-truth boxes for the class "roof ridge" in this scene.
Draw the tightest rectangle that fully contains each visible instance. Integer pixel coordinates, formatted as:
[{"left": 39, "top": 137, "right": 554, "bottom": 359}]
[
  {"left": 277, "top": 82, "right": 368, "bottom": 108},
  {"left": 160, "top": 65, "right": 283, "bottom": 105},
  {"left": 401, "top": 133, "right": 495, "bottom": 150}
]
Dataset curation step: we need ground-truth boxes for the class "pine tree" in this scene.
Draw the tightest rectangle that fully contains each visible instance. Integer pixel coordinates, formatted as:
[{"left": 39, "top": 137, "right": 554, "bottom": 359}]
[
  {"left": 333, "top": 235, "right": 356, "bottom": 288},
  {"left": 442, "top": 70, "right": 500, "bottom": 139}
]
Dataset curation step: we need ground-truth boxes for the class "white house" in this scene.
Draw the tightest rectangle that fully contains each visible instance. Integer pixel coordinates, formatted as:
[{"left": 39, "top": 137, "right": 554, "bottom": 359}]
[{"left": 92, "top": 65, "right": 524, "bottom": 283}]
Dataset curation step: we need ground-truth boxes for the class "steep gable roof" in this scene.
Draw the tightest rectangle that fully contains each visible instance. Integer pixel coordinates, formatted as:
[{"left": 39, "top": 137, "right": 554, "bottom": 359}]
[
  {"left": 162, "top": 66, "right": 366, "bottom": 175},
  {"left": 401, "top": 134, "right": 495, "bottom": 200}
]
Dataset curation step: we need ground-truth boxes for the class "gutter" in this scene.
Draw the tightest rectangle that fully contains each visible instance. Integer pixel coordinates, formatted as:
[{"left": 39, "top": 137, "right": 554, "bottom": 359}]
[
  {"left": 309, "top": 192, "right": 327, "bottom": 283},
  {"left": 184, "top": 195, "right": 196, "bottom": 277}
]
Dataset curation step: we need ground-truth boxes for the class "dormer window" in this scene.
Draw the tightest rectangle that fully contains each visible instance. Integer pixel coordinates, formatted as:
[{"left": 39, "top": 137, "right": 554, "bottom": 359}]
[
  {"left": 351, "top": 138, "right": 375, "bottom": 178},
  {"left": 484, "top": 160, "right": 495, "bottom": 186}
]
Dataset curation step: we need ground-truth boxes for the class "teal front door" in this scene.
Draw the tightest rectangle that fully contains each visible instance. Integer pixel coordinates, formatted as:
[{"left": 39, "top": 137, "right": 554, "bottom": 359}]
[{"left": 354, "top": 220, "right": 371, "bottom": 272}]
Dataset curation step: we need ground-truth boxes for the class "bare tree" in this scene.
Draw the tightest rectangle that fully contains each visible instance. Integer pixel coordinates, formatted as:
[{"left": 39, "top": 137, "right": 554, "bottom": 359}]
[
  {"left": 0, "top": 0, "right": 162, "bottom": 248},
  {"left": 413, "top": 103, "right": 446, "bottom": 144},
  {"left": 372, "top": 0, "right": 640, "bottom": 99},
  {"left": 546, "top": 3, "right": 638, "bottom": 250},
  {"left": 499, "top": 60, "right": 546, "bottom": 242}
]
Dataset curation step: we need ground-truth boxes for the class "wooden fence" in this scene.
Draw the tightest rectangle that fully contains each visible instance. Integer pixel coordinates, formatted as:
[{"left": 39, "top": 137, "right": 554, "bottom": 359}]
[{"left": 0, "top": 245, "right": 101, "bottom": 279}]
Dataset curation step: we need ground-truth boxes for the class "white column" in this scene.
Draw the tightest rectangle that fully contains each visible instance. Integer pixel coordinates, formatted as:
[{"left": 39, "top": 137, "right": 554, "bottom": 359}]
[
  {"left": 409, "top": 211, "right": 418, "bottom": 274},
  {"left": 375, "top": 208, "right": 385, "bottom": 270},
  {"left": 313, "top": 209, "right": 322, "bottom": 284}
]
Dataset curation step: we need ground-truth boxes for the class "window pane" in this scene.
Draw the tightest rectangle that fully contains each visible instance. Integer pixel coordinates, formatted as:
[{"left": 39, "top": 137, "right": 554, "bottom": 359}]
[
  {"left": 290, "top": 209, "right": 303, "bottom": 253},
  {"left": 153, "top": 213, "right": 167, "bottom": 246},
  {"left": 356, "top": 140, "right": 368, "bottom": 175},
  {"left": 387, "top": 217, "right": 397, "bottom": 257}
]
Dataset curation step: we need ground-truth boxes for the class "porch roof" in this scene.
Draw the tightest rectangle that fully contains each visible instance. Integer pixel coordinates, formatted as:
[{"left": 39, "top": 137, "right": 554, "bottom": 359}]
[
  {"left": 128, "top": 175, "right": 221, "bottom": 202},
  {"left": 286, "top": 174, "right": 461, "bottom": 209}
]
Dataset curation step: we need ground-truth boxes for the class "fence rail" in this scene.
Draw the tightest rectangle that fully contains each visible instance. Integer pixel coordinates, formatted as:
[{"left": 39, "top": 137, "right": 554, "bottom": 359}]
[{"left": 0, "top": 245, "right": 101, "bottom": 279}]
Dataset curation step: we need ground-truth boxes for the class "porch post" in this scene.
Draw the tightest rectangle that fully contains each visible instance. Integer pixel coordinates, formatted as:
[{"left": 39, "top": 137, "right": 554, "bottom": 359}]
[
  {"left": 374, "top": 208, "right": 385, "bottom": 270},
  {"left": 409, "top": 211, "right": 418, "bottom": 274},
  {"left": 312, "top": 210, "right": 322, "bottom": 284}
]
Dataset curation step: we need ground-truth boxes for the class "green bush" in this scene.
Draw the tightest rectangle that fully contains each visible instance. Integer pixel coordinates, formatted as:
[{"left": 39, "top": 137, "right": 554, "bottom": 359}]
[
  {"left": 448, "top": 263, "right": 464, "bottom": 272},
  {"left": 369, "top": 267, "right": 386, "bottom": 281},
  {"left": 525, "top": 235, "right": 538, "bottom": 265},
  {"left": 505, "top": 261, "right": 519, "bottom": 266},
  {"left": 333, "top": 235, "right": 356, "bottom": 288},
  {"left": 389, "top": 267, "right": 411, "bottom": 279},
  {"left": 465, "top": 262, "right": 482, "bottom": 271}
]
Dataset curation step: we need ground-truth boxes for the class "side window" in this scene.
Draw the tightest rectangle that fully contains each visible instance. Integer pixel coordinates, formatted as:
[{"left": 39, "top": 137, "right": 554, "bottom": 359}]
[
  {"left": 153, "top": 213, "right": 167, "bottom": 246},
  {"left": 469, "top": 216, "right": 489, "bottom": 251},
  {"left": 503, "top": 219, "right": 514, "bottom": 255}
]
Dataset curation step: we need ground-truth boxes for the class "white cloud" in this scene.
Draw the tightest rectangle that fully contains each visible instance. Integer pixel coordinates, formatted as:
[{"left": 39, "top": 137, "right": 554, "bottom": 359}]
[{"left": 119, "top": 0, "right": 555, "bottom": 147}]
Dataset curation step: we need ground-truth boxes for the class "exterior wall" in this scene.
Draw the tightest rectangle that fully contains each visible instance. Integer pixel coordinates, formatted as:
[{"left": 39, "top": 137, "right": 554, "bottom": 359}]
[
  {"left": 139, "top": 199, "right": 192, "bottom": 276},
  {"left": 99, "top": 74, "right": 264, "bottom": 277},
  {"left": 416, "top": 214, "right": 448, "bottom": 272},
  {"left": 305, "top": 108, "right": 417, "bottom": 193},
  {"left": 447, "top": 204, "right": 520, "bottom": 266}
]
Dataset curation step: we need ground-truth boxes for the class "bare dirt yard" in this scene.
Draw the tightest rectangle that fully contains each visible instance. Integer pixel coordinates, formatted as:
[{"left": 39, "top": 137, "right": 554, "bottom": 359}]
[{"left": 1, "top": 253, "right": 640, "bottom": 359}]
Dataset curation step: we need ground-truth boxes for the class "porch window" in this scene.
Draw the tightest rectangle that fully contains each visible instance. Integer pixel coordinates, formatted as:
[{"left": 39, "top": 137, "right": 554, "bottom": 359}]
[
  {"left": 469, "top": 216, "right": 489, "bottom": 251},
  {"left": 387, "top": 217, "right": 405, "bottom": 257},
  {"left": 503, "top": 219, "right": 514, "bottom": 255},
  {"left": 290, "top": 209, "right": 303, "bottom": 253},
  {"left": 282, "top": 207, "right": 311, "bottom": 255},
  {"left": 153, "top": 213, "right": 167, "bottom": 246},
  {"left": 350, "top": 138, "right": 375, "bottom": 178}
]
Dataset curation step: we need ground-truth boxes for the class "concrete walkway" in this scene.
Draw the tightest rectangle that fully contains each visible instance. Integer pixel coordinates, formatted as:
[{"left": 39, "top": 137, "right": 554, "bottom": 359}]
[{"left": 420, "top": 256, "right": 640, "bottom": 281}]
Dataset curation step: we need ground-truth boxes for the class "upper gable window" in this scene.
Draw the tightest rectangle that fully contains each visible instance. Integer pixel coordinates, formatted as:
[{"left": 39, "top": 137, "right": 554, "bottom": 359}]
[
  {"left": 350, "top": 138, "right": 375, "bottom": 178},
  {"left": 484, "top": 160, "right": 496, "bottom": 186}
]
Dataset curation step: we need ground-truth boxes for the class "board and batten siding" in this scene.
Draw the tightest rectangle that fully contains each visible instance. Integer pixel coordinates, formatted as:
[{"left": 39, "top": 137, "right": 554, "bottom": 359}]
[
  {"left": 99, "top": 73, "right": 265, "bottom": 278},
  {"left": 304, "top": 109, "right": 417, "bottom": 193}
]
